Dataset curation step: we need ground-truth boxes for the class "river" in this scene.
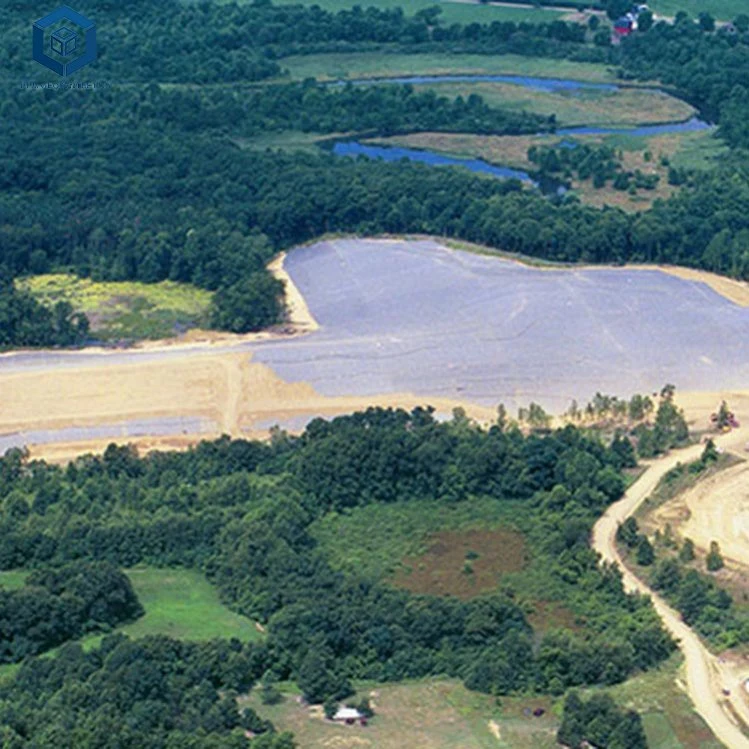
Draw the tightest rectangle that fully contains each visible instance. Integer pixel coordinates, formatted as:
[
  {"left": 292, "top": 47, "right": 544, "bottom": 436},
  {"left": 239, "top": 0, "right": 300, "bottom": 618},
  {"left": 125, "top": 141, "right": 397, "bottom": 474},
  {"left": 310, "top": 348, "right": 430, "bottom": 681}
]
[{"left": 329, "top": 74, "right": 712, "bottom": 181}]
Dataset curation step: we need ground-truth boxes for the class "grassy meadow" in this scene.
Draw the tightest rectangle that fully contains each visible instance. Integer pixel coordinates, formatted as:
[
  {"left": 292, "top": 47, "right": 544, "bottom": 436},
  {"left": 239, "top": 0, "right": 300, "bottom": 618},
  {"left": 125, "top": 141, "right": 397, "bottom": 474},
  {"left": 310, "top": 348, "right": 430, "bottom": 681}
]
[
  {"left": 16, "top": 274, "right": 212, "bottom": 342},
  {"left": 244, "top": 654, "right": 719, "bottom": 749},
  {"left": 368, "top": 127, "right": 725, "bottom": 210},
  {"left": 279, "top": 52, "right": 617, "bottom": 83},
  {"left": 311, "top": 497, "right": 583, "bottom": 633},
  {"left": 0, "top": 567, "right": 261, "bottom": 655},
  {"left": 410, "top": 81, "right": 694, "bottom": 127},
  {"left": 100, "top": 567, "right": 262, "bottom": 643}
]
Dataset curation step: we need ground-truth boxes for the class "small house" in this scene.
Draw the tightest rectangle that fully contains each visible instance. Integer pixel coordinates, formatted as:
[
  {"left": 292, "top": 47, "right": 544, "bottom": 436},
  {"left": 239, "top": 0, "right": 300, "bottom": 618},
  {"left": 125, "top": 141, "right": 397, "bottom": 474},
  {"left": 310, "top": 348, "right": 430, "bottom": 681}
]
[{"left": 333, "top": 707, "right": 364, "bottom": 725}]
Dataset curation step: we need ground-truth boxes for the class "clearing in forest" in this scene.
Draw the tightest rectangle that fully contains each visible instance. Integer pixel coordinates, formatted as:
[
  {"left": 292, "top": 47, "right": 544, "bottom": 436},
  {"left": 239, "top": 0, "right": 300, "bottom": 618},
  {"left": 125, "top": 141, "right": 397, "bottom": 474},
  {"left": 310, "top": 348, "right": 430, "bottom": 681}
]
[{"left": 391, "top": 528, "right": 528, "bottom": 599}]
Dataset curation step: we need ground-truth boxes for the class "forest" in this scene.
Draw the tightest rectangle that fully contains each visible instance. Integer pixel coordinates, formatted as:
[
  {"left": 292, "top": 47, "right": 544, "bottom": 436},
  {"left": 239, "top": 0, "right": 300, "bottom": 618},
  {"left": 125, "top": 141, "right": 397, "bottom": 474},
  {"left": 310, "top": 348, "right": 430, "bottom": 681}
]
[{"left": 0, "top": 413, "right": 675, "bottom": 724}]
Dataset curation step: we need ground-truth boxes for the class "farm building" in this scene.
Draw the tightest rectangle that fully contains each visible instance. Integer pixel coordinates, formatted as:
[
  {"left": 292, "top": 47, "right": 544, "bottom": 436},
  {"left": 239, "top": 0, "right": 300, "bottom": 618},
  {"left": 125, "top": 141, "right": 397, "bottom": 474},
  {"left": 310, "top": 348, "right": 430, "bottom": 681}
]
[
  {"left": 333, "top": 707, "right": 366, "bottom": 725},
  {"left": 614, "top": 16, "right": 634, "bottom": 36}
]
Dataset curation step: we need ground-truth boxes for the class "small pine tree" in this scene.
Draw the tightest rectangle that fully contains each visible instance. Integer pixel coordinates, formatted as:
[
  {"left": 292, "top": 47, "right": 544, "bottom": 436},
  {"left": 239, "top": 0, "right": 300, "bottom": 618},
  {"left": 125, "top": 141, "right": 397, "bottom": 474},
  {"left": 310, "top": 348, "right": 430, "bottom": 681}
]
[
  {"left": 701, "top": 439, "right": 719, "bottom": 465},
  {"left": 706, "top": 540, "right": 724, "bottom": 572},
  {"left": 324, "top": 698, "right": 338, "bottom": 720},
  {"left": 260, "top": 674, "right": 282, "bottom": 705},
  {"left": 616, "top": 517, "right": 639, "bottom": 548},
  {"left": 679, "top": 538, "right": 695, "bottom": 562},
  {"left": 636, "top": 535, "right": 655, "bottom": 566}
]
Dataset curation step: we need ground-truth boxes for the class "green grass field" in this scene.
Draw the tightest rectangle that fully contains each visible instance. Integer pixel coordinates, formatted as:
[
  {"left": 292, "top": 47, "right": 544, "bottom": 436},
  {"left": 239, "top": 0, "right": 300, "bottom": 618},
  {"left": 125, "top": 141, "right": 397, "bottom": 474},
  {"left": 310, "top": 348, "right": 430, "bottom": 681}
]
[
  {"left": 16, "top": 274, "right": 212, "bottom": 342},
  {"left": 244, "top": 654, "right": 720, "bottom": 749},
  {"left": 0, "top": 567, "right": 260, "bottom": 682},
  {"left": 410, "top": 81, "right": 693, "bottom": 127},
  {"left": 650, "top": 0, "right": 746, "bottom": 20},
  {"left": 241, "top": 0, "right": 565, "bottom": 24},
  {"left": 280, "top": 52, "right": 617, "bottom": 83},
  {"left": 244, "top": 678, "right": 558, "bottom": 749},
  {"left": 88, "top": 567, "right": 262, "bottom": 644},
  {"left": 1, "top": 567, "right": 261, "bottom": 653}
]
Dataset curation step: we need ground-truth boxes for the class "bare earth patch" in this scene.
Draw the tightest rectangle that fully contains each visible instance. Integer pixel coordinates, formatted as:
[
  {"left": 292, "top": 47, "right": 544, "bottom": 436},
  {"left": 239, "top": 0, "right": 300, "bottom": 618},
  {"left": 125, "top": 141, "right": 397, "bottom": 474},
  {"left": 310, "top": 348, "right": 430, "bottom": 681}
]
[{"left": 391, "top": 528, "right": 527, "bottom": 599}]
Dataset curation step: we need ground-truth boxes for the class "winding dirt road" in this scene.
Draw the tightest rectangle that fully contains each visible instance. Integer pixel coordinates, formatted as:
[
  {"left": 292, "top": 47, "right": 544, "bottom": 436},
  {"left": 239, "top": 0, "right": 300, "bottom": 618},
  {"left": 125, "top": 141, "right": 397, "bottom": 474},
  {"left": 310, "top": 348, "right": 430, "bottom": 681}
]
[{"left": 592, "top": 426, "right": 749, "bottom": 748}]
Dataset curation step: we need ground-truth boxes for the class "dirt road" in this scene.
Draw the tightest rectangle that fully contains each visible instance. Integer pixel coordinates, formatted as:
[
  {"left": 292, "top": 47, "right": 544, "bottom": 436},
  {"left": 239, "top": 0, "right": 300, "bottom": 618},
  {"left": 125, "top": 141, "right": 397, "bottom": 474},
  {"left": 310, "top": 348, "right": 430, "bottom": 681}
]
[{"left": 592, "top": 426, "right": 749, "bottom": 748}]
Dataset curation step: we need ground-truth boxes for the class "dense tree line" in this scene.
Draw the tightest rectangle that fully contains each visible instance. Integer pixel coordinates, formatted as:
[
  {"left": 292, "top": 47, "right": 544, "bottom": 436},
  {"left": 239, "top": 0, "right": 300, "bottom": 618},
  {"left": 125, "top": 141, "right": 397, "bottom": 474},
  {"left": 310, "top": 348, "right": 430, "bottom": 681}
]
[
  {"left": 0, "top": 562, "right": 142, "bottom": 663},
  {"left": 0, "top": 276, "right": 89, "bottom": 349},
  {"left": 218, "top": 81, "right": 554, "bottom": 137},
  {"left": 558, "top": 691, "right": 648, "bottom": 748},
  {"left": 0, "top": 634, "right": 296, "bottom": 748},
  {"left": 619, "top": 17, "right": 749, "bottom": 139},
  {"left": 0, "top": 411, "right": 673, "bottom": 703}
]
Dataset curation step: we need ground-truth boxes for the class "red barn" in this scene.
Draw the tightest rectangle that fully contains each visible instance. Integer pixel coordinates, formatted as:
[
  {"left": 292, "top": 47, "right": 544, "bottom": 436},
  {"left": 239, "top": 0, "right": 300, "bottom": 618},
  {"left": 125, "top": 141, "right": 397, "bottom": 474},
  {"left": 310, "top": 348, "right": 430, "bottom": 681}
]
[{"left": 614, "top": 17, "right": 634, "bottom": 35}]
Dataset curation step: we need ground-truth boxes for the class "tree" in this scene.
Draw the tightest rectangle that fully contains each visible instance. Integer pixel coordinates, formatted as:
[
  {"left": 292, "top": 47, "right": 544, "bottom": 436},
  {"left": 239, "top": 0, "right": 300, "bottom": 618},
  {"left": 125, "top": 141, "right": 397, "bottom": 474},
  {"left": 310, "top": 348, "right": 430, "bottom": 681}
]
[
  {"left": 323, "top": 697, "right": 338, "bottom": 720},
  {"left": 734, "top": 14, "right": 749, "bottom": 32},
  {"left": 706, "top": 540, "right": 724, "bottom": 572},
  {"left": 605, "top": 0, "right": 632, "bottom": 21},
  {"left": 609, "top": 711, "right": 648, "bottom": 749},
  {"left": 636, "top": 535, "right": 655, "bottom": 566},
  {"left": 616, "top": 517, "right": 639, "bottom": 548},
  {"left": 260, "top": 673, "right": 283, "bottom": 705},
  {"left": 652, "top": 558, "right": 681, "bottom": 594},
  {"left": 701, "top": 439, "right": 719, "bottom": 465},
  {"left": 637, "top": 9, "right": 653, "bottom": 32},
  {"left": 715, "top": 401, "right": 732, "bottom": 430},
  {"left": 209, "top": 272, "right": 285, "bottom": 333},
  {"left": 679, "top": 538, "right": 695, "bottom": 562},
  {"left": 698, "top": 12, "right": 715, "bottom": 31}
]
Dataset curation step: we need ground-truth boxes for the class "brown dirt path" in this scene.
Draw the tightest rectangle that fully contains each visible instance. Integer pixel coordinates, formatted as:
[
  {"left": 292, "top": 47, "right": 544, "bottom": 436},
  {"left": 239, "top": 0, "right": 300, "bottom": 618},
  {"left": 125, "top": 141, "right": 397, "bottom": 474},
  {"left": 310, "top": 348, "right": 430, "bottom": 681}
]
[{"left": 592, "top": 424, "right": 749, "bottom": 748}]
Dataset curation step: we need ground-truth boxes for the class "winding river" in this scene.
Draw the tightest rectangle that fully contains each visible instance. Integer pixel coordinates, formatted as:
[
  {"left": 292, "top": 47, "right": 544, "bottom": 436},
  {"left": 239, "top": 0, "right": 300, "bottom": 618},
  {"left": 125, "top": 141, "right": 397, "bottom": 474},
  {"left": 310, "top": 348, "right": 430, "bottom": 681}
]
[{"left": 330, "top": 74, "right": 713, "bottom": 181}]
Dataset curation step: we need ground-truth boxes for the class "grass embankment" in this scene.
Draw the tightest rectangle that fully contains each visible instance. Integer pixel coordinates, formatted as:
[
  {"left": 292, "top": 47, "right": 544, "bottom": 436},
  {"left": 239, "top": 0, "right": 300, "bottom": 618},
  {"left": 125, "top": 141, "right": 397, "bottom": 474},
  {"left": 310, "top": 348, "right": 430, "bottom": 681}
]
[
  {"left": 16, "top": 274, "right": 212, "bottom": 342},
  {"left": 280, "top": 52, "right": 616, "bottom": 83},
  {"left": 244, "top": 653, "right": 719, "bottom": 749}
]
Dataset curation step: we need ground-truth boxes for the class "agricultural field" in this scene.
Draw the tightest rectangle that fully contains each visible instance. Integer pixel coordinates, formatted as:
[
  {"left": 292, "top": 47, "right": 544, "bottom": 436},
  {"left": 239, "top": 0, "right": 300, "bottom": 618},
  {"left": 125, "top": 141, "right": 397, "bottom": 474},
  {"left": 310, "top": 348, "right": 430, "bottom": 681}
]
[
  {"left": 243, "top": 655, "right": 718, "bottom": 749},
  {"left": 16, "top": 274, "right": 212, "bottom": 342},
  {"left": 310, "top": 497, "right": 527, "bottom": 583},
  {"left": 279, "top": 52, "right": 617, "bottom": 83}
]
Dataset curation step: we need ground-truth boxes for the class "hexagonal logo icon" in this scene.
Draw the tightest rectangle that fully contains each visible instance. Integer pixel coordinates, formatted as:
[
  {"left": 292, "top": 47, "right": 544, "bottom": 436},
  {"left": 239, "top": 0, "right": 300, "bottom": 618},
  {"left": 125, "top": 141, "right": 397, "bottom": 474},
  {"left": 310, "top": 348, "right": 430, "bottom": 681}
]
[{"left": 33, "top": 6, "right": 96, "bottom": 77}]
